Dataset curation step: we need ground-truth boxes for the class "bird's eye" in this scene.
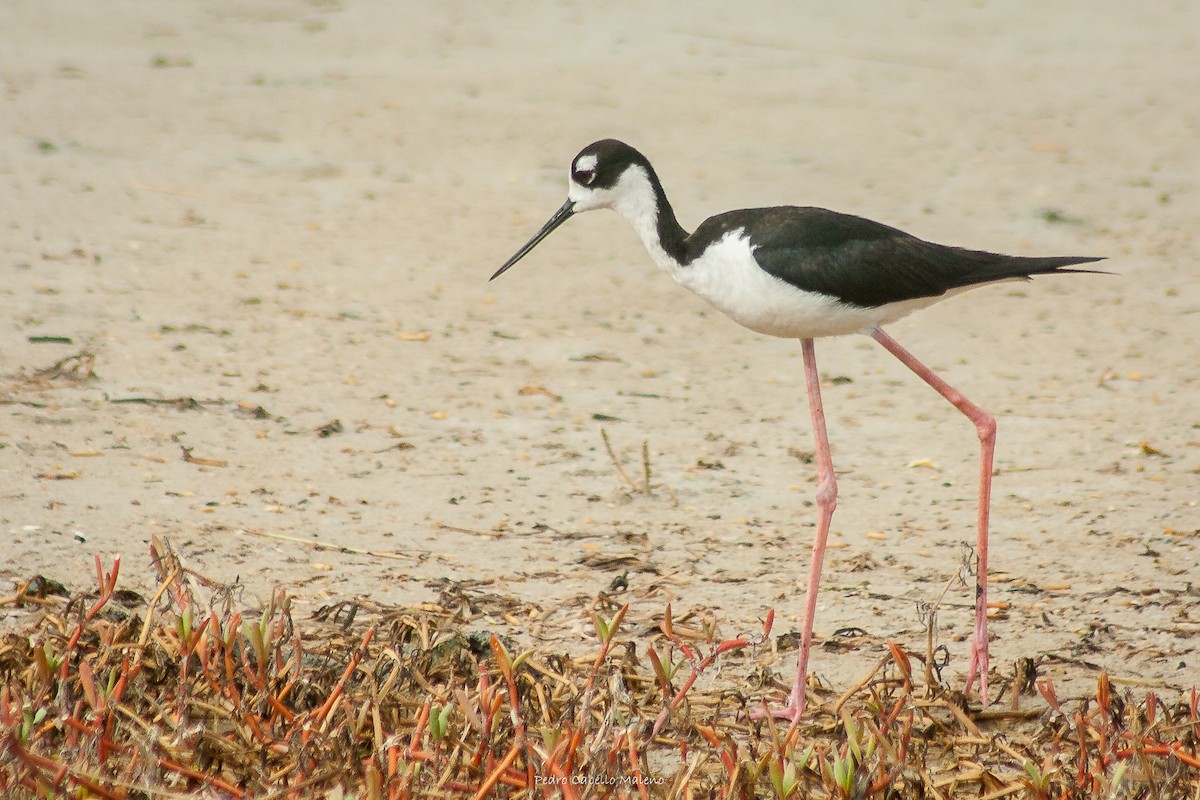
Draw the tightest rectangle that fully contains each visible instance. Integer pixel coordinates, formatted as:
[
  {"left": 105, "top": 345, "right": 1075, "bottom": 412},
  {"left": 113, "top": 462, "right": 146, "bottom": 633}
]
[{"left": 576, "top": 169, "right": 595, "bottom": 186}]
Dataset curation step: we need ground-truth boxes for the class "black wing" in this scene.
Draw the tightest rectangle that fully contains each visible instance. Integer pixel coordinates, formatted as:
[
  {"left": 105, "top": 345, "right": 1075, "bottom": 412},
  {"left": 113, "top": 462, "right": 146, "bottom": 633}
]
[{"left": 688, "top": 207, "right": 1104, "bottom": 308}]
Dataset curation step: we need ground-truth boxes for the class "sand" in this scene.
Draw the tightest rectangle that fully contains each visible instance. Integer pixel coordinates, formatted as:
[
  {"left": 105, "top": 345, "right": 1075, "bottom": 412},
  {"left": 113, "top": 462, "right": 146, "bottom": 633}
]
[{"left": 2, "top": 1, "right": 1197, "bottom": 702}]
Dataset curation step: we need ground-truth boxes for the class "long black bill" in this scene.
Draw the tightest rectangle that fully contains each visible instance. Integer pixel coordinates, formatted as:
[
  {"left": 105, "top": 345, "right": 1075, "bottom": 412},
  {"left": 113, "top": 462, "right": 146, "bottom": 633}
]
[{"left": 490, "top": 200, "right": 576, "bottom": 281}]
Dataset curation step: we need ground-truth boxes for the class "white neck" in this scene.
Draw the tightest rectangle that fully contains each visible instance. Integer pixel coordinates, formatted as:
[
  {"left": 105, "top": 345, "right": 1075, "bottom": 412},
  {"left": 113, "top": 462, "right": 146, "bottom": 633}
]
[
  {"left": 570, "top": 164, "right": 686, "bottom": 276},
  {"left": 609, "top": 165, "right": 683, "bottom": 275}
]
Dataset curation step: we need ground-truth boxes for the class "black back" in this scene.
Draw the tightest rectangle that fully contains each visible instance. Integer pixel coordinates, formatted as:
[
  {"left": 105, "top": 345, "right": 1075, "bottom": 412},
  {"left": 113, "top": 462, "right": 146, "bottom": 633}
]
[{"left": 688, "top": 206, "right": 1104, "bottom": 308}]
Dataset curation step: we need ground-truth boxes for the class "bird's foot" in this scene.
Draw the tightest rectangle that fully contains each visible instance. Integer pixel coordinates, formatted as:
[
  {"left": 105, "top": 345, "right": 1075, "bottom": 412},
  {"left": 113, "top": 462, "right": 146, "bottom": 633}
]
[
  {"left": 964, "top": 619, "right": 991, "bottom": 707},
  {"left": 750, "top": 701, "right": 804, "bottom": 723},
  {"left": 750, "top": 685, "right": 807, "bottom": 723}
]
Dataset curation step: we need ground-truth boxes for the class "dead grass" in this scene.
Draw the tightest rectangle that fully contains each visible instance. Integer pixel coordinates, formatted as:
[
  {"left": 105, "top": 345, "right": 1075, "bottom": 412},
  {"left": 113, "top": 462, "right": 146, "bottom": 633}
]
[{"left": 1, "top": 536, "right": 1197, "bottom": 799}]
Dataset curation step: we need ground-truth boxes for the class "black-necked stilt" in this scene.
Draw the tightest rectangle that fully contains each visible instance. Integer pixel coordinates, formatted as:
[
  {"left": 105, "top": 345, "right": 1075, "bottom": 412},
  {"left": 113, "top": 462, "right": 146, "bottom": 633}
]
[{"left": 491, "top": 139, "right": 1104, "bottom": 721}]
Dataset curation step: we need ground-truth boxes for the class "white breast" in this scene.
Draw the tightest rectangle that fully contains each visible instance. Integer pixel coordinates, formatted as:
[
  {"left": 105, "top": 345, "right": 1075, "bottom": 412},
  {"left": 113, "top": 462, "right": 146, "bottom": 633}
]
[{"left": 654, "top": 231, "right": 942, "bottom": 339}]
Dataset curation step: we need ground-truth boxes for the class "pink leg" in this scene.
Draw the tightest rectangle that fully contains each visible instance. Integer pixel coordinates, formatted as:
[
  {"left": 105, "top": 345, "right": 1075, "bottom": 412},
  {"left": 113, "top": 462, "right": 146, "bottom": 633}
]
[
  {"left": 871, "top": 327, "right": 996, "bottom": 705},
  {"left": 754, "top": 338, "right": 837, "bottom": 722}
]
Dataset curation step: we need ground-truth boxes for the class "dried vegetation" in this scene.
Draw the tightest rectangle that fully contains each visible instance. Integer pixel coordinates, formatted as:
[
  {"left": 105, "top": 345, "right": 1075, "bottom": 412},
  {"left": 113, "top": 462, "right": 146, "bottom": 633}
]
[{"left": 1, "top": 537, "right": 1198, "bottom": 799}]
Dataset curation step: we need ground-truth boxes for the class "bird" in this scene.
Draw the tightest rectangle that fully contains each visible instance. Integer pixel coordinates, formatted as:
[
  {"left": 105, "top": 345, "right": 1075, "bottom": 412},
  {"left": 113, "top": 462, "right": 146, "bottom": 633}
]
[{"left": 490, "top": 138, "right": 1104, "bottom": 721}]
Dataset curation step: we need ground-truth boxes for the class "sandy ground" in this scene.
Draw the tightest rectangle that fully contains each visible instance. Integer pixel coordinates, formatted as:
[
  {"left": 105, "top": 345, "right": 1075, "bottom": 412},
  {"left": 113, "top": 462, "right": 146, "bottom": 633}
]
[{"left": 2, "top": 1, "right": 1197, "bottom": 705}]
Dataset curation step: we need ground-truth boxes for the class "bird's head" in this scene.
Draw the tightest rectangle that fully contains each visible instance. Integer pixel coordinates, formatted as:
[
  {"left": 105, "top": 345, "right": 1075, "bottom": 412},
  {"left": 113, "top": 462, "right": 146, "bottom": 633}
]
[{"left": 491, "top": 139, "right": 656, "bottom": 280}]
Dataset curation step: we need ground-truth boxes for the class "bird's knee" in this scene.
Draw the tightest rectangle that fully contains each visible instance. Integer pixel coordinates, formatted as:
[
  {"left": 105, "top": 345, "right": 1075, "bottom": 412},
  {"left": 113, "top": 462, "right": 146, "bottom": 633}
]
[
  {"left": 816, "top": 476, "right": 838, "bottom": 509},
  {"left": 975, "top": 413, "right": 997, "bottom": 444}
]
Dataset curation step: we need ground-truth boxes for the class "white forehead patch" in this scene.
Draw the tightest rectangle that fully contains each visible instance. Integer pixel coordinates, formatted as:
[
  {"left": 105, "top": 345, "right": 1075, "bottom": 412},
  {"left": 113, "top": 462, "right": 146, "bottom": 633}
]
[{"left": 573, "top": 154, "right": 598, "bottom": 172}]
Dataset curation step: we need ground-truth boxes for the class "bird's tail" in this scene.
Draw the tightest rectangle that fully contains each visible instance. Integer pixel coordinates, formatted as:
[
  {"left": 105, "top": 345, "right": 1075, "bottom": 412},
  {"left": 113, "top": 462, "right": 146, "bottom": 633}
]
[
  {"left": 1011, "top": 254, "right": 1108, "bottom": 275},
  {"left": 949, "top": 251, "right": 1109, "bottom": 287}
]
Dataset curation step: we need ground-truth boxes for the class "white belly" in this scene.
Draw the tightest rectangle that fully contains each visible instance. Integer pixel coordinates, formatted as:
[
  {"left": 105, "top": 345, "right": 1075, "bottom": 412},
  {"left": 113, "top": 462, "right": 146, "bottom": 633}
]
[{"left": 657, "top": 233, "right": 941, "bottom": 339}]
